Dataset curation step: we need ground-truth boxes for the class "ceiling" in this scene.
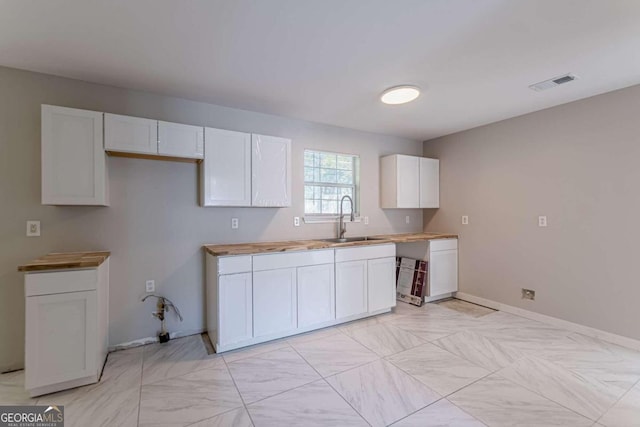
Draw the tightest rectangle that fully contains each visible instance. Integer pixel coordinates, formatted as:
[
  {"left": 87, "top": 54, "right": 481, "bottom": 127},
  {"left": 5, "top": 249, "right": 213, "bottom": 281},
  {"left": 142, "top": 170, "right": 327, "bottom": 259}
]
[{"left": 1, "top": 0, "right": 640, "bottom": 141}]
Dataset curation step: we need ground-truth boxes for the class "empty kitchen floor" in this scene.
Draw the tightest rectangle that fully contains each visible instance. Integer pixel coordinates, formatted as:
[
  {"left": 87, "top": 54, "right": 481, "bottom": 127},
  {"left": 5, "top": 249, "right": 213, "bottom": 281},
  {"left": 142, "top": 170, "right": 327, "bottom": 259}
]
[{"left": 2, "top": 299, "right": 639, "bottom": 427}]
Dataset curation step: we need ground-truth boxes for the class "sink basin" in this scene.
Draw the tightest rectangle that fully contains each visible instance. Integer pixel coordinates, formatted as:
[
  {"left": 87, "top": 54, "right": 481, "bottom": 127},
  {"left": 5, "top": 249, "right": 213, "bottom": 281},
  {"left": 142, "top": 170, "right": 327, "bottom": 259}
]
[{"left": 320, "top": 236, "right": 385, "bottom": 243}]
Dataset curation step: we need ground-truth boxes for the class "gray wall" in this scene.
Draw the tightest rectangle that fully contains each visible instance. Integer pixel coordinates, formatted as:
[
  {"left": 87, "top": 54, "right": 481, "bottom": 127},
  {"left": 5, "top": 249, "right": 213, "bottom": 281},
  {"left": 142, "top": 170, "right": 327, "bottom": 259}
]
[
  {"left": 0, "top": 66, "right": 423, "bottom": 372},
  {"left": 424, "top": 84, "right": 640, "bottom": 341}
]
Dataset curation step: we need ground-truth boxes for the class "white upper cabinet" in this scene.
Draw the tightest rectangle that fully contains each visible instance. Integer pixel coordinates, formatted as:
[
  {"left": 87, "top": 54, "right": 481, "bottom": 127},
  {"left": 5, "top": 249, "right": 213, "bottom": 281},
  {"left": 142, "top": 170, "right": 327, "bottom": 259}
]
[
  {"left": 104, "top": 113, "right": 158, "bottom": 155},
  {"left": 419, "top": 157, "right": 440, "bottom": 208},
  {"left": 251, "top": 134, "right": 292, "bottom": 207},
  {"left": 158, "top": 121, "right": 204, "bottom": 160},
  {"left": 41, "top": 105, "right": 108, "bottom": 206},
  {"left": 201, "top": 128, "right": 252, "bottom": 207},
  {"left": 380, "top": 154, "right": 439, "bottom": 209}
]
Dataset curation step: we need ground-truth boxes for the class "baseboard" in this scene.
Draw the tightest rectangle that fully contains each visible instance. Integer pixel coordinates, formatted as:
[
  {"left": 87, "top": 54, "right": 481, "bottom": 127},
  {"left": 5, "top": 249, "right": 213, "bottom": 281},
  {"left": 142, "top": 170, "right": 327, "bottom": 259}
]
[
  {"left": 108, "top": 328, "right": 205, "bottom": 352},
  {"left": 455, "top": 292, "right": 640, "bottom": 352}
]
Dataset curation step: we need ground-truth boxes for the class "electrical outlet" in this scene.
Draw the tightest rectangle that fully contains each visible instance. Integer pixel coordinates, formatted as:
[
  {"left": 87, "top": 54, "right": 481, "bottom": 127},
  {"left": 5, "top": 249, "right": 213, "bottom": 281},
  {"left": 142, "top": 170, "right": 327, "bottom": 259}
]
[
  {"left": 231, "top": 218, "right": 239, "bottom": 229},
  {"left": 294, "top": 217, "right": 300, "bottom": 227},
  {"left": 364, "top": 216, "right": 369, "bottom": 225},
  {"left": 405, "top": 215, "right": 410, "bottom": 224},
  {"left": 522, "top": 288, "right": 535, "bottom": 300},
  {"left": 26, "top": 220, "right": 40, "bottom": 237},
  {"left": 538, "top": 216, "right": 547, "bottom": 227},
  {"left": 145, "top": 280, "right": 155, "bottom": 293},
  {"left": 462, "top": 215, "right": 469, "bottom": 225}
]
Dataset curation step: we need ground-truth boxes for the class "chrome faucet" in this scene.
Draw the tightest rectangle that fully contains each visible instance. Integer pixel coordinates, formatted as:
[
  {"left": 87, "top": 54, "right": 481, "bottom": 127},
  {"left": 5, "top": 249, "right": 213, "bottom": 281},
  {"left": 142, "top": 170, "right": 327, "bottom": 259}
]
[{"left": 338, "top": 195, "right": 355, "bottom": 241}]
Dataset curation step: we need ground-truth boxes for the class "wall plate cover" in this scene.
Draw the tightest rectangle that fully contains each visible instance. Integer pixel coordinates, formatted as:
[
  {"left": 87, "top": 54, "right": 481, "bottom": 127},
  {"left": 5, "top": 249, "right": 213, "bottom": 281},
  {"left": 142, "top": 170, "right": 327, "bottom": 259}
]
[
  {"left": 538, "top": 216, "right": 547, "bottom": 227},
  {"left": 26, "top": 220, "right": 40, "bottom": 237},
  {"left": 294, "top": 217, "right": 300, "bottom": 227},
  {"left": 145, "top": 280, "right": 155, "bottom": 293},
  {"left": 231, "top": 218, "right": 239, "bottom": 229},
  {"left": 462, "top": 215, "right": 469, "bottom": 225}
]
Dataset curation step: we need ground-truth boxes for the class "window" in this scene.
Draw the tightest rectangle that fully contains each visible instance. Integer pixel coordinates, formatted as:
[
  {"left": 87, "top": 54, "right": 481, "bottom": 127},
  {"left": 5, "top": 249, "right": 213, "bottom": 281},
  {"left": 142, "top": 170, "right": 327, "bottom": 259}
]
[{"left": 304, "top": 149, "right": 359, "bottom": 218}]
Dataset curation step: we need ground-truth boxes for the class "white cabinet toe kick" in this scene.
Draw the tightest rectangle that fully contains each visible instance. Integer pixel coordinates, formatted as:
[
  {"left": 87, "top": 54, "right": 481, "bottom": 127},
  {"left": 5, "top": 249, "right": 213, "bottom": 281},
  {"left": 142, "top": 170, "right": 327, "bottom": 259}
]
[{"left": 206, "top": 244, "right": 397, "bottom": 353}]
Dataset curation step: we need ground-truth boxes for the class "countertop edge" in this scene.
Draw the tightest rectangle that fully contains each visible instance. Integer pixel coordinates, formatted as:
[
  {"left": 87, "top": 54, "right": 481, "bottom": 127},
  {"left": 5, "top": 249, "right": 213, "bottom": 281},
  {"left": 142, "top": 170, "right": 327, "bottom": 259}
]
[
  {"left": 18, "top": 251, "right": 111, "bottom": 272},
  {"left": 203, "top": 233, "right": 458, "bottom": 257}
]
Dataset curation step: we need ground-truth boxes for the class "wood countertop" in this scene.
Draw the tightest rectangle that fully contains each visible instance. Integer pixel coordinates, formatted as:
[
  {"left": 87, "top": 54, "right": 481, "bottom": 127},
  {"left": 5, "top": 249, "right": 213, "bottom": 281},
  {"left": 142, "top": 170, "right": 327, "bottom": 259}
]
[
  {"left": 18, "top": 251, "right": 111, "bottom": 272},
  {"left": 204, "top": 232, "right": 457, "bottom": 256}
]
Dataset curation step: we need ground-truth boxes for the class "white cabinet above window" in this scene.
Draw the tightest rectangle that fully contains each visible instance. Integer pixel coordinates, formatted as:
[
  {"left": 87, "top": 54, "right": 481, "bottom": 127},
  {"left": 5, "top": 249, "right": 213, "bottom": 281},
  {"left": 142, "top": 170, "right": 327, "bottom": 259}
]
[
  {"left": 104, "top": 114, "right": 204, "bottom": 161},
  {"left": 380, "top": 154, "right": 439, "bottom": 209},
  {"left": 158, "top": 121, "right": 204, "bottom": 160},
  {"left": 104, "top": 113, "right": 158, "bottom": 155}
]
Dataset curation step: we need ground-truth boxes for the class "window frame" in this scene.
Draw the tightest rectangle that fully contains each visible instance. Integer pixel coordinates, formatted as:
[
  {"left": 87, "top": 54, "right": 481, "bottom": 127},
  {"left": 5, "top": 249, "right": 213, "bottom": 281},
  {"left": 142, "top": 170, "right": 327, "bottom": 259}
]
[{"left": 303, "top": 149, "right": 360, "bottom": 222}]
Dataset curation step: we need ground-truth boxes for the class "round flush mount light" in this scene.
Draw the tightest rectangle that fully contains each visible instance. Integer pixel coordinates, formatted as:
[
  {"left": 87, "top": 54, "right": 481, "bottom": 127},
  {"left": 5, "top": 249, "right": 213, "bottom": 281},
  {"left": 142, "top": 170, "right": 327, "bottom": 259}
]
[{"left": 380, "top": 85, "right": 421, "bottom": 105}]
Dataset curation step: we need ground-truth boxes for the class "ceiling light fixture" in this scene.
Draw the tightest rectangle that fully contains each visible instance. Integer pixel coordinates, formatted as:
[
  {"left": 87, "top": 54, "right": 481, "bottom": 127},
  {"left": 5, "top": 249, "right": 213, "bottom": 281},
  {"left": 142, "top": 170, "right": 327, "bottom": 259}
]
[{"left": 380, "top": 85, "right": 421, "bottom": 105}]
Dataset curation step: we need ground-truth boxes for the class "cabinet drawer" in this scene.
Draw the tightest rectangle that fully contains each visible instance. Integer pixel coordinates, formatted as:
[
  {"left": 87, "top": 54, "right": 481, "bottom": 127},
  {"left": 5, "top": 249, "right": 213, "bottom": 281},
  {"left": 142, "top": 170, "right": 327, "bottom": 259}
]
[
  {"left": 218, "top": 256, "right": 252, "bottom": 275},
  {"left": 25, "top": 269, "right": 98, "bottom": 297},
  {"left": 429, "top": 238, "right": 458, "bottom": 252},
  {"left": 335, "top": 244, "right": 395, "bottom": 263},
  {"left": 253, "top": 249, "right": 334, "bottom": 271}
]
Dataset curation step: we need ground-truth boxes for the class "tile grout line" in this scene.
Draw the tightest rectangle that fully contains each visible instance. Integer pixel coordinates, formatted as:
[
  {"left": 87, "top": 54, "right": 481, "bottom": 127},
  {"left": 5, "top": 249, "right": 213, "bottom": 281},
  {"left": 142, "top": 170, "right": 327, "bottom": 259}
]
[
  {"left": 594, "top": 374, "right": 640, "bottom": 425},
  {"left": 220, "top": 354, "right": 257, "bottom": 426},
  {"left": 136, "top": 346, "right": 145, "bottom": 426},
  {"left": 288, "top": 345, "right": 373, "bottom": 427},
  {"left": 493, "top": 368, "right": 600, "bottom": 423}
]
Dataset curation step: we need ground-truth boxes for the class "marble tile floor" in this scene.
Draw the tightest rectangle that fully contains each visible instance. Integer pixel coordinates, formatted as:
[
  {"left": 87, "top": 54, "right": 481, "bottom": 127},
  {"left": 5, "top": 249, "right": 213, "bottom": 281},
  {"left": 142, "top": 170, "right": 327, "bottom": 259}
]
[{"left": 2, "top": 299, "right": 640, "bottom": 426}]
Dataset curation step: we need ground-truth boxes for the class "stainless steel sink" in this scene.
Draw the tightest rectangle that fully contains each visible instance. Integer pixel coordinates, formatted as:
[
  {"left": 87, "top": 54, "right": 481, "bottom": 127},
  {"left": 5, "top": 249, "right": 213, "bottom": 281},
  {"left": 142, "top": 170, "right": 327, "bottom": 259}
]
[{"left": 320, "top": 236, "right": 385, "bottom": 243}]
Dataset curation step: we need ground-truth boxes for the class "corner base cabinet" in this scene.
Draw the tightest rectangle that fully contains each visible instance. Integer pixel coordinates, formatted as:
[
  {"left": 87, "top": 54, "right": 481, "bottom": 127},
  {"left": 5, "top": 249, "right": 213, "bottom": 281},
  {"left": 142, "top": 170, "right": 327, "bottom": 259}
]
[
  {"left": 24, "top": 259, "right": 109, "bottom": 397},
  {"left": 206, "top": 244, "right": 396, "bottom": 353}
]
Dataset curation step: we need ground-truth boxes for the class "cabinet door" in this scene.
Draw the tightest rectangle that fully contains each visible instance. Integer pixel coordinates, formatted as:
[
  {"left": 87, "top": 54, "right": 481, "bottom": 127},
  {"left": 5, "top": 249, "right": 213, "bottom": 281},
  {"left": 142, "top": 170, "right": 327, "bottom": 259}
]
[
  {"left": 419, "top": 157, "right": 440, "bottom": 208},
  {"left": 218, "top": 273, "right": 253, "bottom": 345},
  {"left": 25, "top": 291, "right": 97, "bottom": 389},
  {"left": 41, "top": 105, "right": 108, "bottom": 205},
  {"left": 396, "top": 155, "right": 420, "bottom": 208},
  {"left": 429, "top": 249, "right": 458, "bottom": 296},
  {"left": 201, "top": 128, "right": 251, "bottom": 206},
  {"left": 253, "top": 268, "right": 297, "bottom": 337},
  {"left": 104, "top": 113, "right": 158, "bottom": 155},
  {"left": 297, "top": 263, "right": 335, "bottom": 328},
  {"left": 251, "top": 134, "right": 292, "bottom": 207},
  {"left": 367, "top": 257, "right": 397, "bottom": 312},
  {"left": 158, "top": 121, "right": 204, "bottom": 159},
  {"left": 336, "top": 260, "right": 368, "bottom": 319}
]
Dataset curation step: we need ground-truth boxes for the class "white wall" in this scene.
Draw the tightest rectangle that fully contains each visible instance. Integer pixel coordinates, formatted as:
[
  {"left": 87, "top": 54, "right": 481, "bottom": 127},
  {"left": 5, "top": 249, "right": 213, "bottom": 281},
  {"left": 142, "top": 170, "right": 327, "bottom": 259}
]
[
  {"left": 0, "top": 66, "right": 422, "bottom": 371},
  {"left": 424, "top": 83, "right": 640, "bottom": 342}
]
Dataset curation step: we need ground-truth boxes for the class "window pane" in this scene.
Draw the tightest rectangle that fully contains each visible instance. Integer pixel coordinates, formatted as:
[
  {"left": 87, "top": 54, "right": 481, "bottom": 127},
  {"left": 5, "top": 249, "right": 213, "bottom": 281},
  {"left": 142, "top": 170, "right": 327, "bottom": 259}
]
[
  {"left": 322, "top": 200, "right": 337, "bottom": 214},
  {"left": 304, "top": 185, "right": 314, "bottom": 199},
  {"left": 304, "top": 151, "right": 315, "bottom": 167},
  {"left": 321, "top": 186, "right": 337, "bottom": 199},
  {"left": 337, "top": 170, "right": 353, "bottom": 184},
  {"left": 320, "top": 153, "right": 337, "bottom": 168},
  {"left": 339, "top": 187, "right": 353, "bottom": 198},
  {"left": 320, "top": 168, "right": 337, "bottom": 183},
  {"left": 337, "top": 155, "right": 353, "bottom": 170},
  {"left": 305, "top": 199, "right": 321, "bottom": 214},
  {"left": 304, "top": 167, "right": 315, "bottom": 182}
]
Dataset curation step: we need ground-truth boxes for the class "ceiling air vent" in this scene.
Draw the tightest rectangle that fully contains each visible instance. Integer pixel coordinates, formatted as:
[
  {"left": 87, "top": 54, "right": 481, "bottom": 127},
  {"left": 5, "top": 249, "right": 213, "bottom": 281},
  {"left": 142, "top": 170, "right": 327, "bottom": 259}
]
[{"left": 529, "top": 74, "right": 578, "bottom": 92}]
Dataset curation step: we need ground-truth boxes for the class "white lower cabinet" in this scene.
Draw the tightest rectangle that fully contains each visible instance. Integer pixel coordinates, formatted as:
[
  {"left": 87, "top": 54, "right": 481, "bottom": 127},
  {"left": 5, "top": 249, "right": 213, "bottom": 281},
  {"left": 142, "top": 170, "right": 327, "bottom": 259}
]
[
  {"left": 367, "top": 257, "right": 397, "bottom": 312},
  {"left": 297, "top": 263, "right": 335, "bottom": 328},
  {"left": 207, "top": 244, "right": 396, "bottom": 353},
  {"left": 24, "top": 260, "right": 109, "bottom": 397},
  {"left": 218, "top": 273, "right": 253, "bottom": 346},
  {"left": 335, "top": 260, "right": 368, "bottom": 319},
  {"left": 253, "top": 268, "right": 297, "bottom": 337},
  {"left": 429, "top": 239, "right": 459, "bottom": 296}
]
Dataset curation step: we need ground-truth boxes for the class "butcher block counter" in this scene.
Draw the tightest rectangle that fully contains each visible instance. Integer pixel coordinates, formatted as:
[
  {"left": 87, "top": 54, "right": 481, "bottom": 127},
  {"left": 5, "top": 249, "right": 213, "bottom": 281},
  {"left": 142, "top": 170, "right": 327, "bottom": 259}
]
[
  {"left": 17, "top": 251, "right": 111, "bottom": 272},
  {"left": 204, "top": 232, "right": 457, "bottom": 256}
]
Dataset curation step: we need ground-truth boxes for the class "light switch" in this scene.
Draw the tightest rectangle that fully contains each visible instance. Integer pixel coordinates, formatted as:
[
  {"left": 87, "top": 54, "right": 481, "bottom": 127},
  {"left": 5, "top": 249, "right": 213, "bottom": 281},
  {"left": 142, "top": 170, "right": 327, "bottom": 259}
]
[{"left": 26, "top": 221, "right": 40, "bottom": 237}]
